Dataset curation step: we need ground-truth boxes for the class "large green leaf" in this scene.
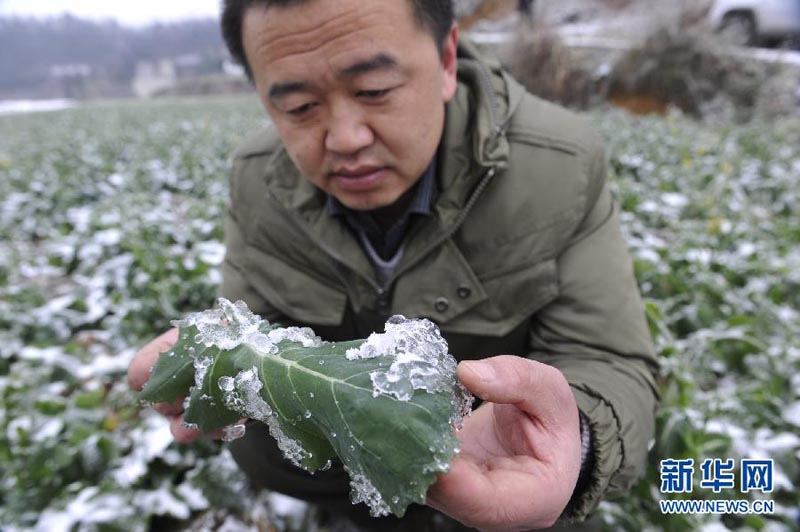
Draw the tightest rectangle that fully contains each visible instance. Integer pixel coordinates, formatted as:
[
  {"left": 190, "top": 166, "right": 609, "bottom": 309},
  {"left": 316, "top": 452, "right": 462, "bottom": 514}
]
[{"left": 139, "top": 298, "right": 473, "bottom": 517}]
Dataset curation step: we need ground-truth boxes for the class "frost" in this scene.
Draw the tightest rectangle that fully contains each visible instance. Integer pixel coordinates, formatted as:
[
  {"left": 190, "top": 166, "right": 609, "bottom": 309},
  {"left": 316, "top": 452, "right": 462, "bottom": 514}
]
[
  {"left": 173, "top": 298, "right": 263, "bottom": 351},
  {"left": 33, "top": 418, "right": 64, "bottom": 442},
  {"left": 218, "top": 376, "right": 235, "bottom": 393},
  {"left": 94, "top": 228, "right": 121, "bottom": 247},
  {"left": 346, "top": 331, "right": 396, "bottom": 361},
  {"left": 349, "top": 316, "right": 460, "bottom": 399},
  {"left": 450, "top": 382, "right": 474, "bottom": 430},
  {"left": 196, "top": 240, "right": 225, "bottom": 266},
  {"left": 346, "top": 466, "right": 391, "bottom": 517},
  {"left": 267, "top": 327, "right": 323, "bottom": 348},
  {"left": 113, "top": 416, "right": 174, "bottom": 487},
  {"left": 193, "top": 356, "right": 213, "bottom": 389},
  {"left": 357, "top": 316, "right": 452, "bottom": 399},
  {"left": 35, "top": 487, "right": 135, "bottom": 532},
  {"left": 133, "top": 483, "right": 192, "bottom": 520},
  {"left": 784, "top": 401, "right": 800, "bottom": 427},
  {"left": 754, "top": 430, "right": 800, "bottom": 452},
  {"left": 345, "top": 315, "right": 474, "bottom": 427},
  {"left": 6, "top": 417, "right": 32, "bottom": 443},
  {"left": 175, "top": 481, "right": 209, "bottom": 511},
  {"left": 267, "top": 493, "right": 308, "bottom": 530},
  {"left": 661, "top": 192, "right": 689, "bottom": 209},
  {"left": 220, "top": 367, "right": 311, "bottom": 468},
  {"left": 243, "top": 331, "right": 279, "bottom": 355},
  {"left": 172, "top": 299, "right": 322, "bottom": 357},
  {"left": 222, "top": 423, "right": 247, "bottom": 442}
]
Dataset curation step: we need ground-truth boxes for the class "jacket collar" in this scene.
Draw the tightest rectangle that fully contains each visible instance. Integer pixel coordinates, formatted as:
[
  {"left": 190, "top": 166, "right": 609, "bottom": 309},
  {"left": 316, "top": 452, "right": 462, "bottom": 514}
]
[{"left": 434, "top": 38, "right": 525, "bottom": 227}]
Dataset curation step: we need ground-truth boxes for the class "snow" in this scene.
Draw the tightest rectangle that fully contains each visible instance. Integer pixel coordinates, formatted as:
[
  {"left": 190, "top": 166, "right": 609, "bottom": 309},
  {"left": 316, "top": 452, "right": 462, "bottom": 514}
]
[
  {"left": 94, "top": 228, "right": 122, "bottom": 247},
  {"left": 220, "top": 367, "right": 311, "bottom": 468},
  {"left": 133, "top": 483, "right": 192, "bottom": 520},
  {"left": 174, "top": 298, "right": 263, "bottom": 351},
  {"left": 267, "top": 492, "right": 308, "bottom": 528},
  {"left": 222, "top": 423, "right": 247, "bottom": 442},
  {"left": 346, "top": 466, "right": 391, "bottom": 517},
  {"left": 196, "top": 240, "right": 226, "bottom": 266},
  {"left": 0, "top": 99, "right": 75, "bottom": 116},
  {"left": 175, "top": 481, "right": 209, "bottom": 510},
  {"left": 243, "top": 331, "right": 279, "bottom": 355},
  {"left": 784, "top": 401, "right": 800, "bottom": 427},
  {"left": 35, "top": 487, "right": 134, "bottom": 532},
  {"left": 32, "top": 418, "right": 64, "bottom": 442},
  {"left": 267, "top": 327, "right": 323, "bottom": 348},
  {"left": 113, "top": 415, "right": 174, "bottom": 487},
  {"left": 346, "top": 315, "right": 457, "bottom": 400},
  {"left": 345, "top": 315, "right": 473, "bottom": 428}
]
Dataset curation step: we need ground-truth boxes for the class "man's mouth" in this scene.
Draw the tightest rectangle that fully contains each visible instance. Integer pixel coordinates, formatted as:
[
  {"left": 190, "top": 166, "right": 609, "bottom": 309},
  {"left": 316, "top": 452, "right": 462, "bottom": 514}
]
[{"left": 330, "top": 166, "right": 388, "bottom": 192}]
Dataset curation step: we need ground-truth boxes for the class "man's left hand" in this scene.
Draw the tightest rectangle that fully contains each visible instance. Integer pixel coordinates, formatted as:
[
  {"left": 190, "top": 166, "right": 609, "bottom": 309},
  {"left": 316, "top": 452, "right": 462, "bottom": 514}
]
[{"left": 427, "top": 356, "right": 582, "bottom": 531}]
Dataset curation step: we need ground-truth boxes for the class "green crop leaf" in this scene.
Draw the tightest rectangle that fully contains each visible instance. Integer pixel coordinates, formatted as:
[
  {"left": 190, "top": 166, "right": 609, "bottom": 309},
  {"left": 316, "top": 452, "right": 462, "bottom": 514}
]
[{"left": 139, "top": 298, "right": 473, "bottom": 517}]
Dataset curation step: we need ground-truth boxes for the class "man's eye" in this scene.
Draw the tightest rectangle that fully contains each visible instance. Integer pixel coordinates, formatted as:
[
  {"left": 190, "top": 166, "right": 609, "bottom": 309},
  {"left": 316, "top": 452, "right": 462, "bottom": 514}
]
[
  {"left": 287, "top": 102, "right": 317, "bottom": 116},
  {"left": 357, "top": 88, "right": 392, "bottom": 99}
]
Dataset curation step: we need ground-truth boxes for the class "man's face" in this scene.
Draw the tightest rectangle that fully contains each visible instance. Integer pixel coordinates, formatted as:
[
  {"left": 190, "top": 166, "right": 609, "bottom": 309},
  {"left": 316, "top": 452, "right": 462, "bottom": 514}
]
[{"left": 242, "top": 0, "right": 458, "bottom": 211}]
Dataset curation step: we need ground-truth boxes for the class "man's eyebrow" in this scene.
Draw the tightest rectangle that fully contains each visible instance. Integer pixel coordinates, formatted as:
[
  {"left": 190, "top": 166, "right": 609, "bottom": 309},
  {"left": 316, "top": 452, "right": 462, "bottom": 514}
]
[
  {"left": 339, "top": 53, "right": 399, "bottom": 78},
  {"left": 268, "top": 81, "right": 310, "bottom": 100},
  {"left": 267, "top": 54, "right": 399, "bottom": 100}
]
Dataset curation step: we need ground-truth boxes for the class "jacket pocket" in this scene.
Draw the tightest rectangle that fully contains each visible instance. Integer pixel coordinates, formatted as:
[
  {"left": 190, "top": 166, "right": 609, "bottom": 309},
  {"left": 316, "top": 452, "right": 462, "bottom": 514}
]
[
  {"left": 439, "top": 259, "right": 559, "bottom": 338},
  {"left": 243, "top": 245, "right": 347, "bottom": 326}
]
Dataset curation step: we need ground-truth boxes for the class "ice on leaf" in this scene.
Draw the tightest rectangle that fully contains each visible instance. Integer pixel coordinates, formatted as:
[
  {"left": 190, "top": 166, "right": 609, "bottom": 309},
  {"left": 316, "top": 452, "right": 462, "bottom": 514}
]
[{"left": 140, "top": 298, "right": 472, "bottom": 518}]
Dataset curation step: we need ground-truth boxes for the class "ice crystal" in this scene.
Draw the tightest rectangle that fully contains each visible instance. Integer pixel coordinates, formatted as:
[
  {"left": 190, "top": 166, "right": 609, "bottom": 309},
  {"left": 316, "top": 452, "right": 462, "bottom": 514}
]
[
  {"left": 243, "top": 331, "right": 279, "bottom": 355},
  {"left": 173, "top": 298, "right": 262, "bottom": 350},
  {"left": 267, "top": 327, "right": 323, "bottom": 348},
  {"left": 222, "top": 423, "right": 247, "bottom": 442},
  {"left": 347, "top": 315, "right": 466, "bottom": 404},
  {"left": 346, "top": 466, "right": 390, "bottom": 517},
  {"left": 219, "top": 367, "right": 311, "bottom": 468}
]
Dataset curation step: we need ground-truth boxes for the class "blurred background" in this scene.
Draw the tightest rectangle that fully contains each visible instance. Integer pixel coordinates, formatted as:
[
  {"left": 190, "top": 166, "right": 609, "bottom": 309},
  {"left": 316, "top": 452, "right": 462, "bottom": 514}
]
[
  {"left": 1, "top": 0, "right": 799, "bottom": 115},
  {"left": 1, "top": 1, "right": 799, "bottom": 531}
]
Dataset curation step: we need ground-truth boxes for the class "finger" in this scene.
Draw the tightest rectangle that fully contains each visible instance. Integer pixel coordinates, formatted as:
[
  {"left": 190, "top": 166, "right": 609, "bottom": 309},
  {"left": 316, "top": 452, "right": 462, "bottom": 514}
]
[
  {"left": 427, "top": 456, "right": 493, "bottom": 523},
  {"left": 200, "top": 417, "right": 249, "bottom": 441},
  {"left": 204, "top": 428, "right": 226, "bottom": 440},
  {"left": 168, "top": 415, "right": 204, "bottom": 444},
  {"left": 127, "top": 328, "right": 180, "bottom": 391},
  {"left": 457, "top": 356, "right": 577, "bottom": 428},
  {"left": 153, "top": 396, "right": 185, "bottom": 417}
]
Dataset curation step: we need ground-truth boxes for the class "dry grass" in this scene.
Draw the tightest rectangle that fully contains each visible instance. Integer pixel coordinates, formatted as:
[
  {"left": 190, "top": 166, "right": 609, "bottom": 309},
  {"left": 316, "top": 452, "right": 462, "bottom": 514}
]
[
  {"left": 502, "top": 25, "right": 596, "bottom": 109},
  {"left": 608, "top": 25, "right": 765, "bottom": 117}
]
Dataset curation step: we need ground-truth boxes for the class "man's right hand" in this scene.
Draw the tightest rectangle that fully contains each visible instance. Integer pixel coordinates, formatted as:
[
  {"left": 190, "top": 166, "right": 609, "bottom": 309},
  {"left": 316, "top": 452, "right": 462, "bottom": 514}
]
[{"left": 128, "top": 327, "right": 220, "bottom": 443}]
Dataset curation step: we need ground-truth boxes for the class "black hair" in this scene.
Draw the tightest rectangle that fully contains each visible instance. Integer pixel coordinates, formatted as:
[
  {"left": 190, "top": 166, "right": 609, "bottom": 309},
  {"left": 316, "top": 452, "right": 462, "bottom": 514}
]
[{"left": 221, "top": 0, "right": 455, "bottom": 79}]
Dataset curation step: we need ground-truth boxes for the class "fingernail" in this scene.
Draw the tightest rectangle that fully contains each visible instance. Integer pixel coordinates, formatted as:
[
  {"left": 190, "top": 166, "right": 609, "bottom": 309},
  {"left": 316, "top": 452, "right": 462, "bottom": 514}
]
[{"left": 461, "top": 361, "right": 496, "bottom": 382}]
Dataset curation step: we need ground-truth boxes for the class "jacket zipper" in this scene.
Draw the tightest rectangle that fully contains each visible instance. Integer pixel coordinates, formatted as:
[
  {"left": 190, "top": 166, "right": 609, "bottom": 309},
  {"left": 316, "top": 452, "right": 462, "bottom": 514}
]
[
  {"left": 385, "top": 58, "right": 507, "bottom": 286},
  {"left": 384, "top": 165, "right": 497, "bottom": 288}
]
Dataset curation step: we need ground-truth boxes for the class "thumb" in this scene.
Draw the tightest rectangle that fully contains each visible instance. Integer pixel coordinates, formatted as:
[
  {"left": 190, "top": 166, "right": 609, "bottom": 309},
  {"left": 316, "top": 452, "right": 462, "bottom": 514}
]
[
  {"left": 128, "top": 327, "right": 180, "bottom": 391},
  {"left": 457, "top": 356, "right": 577, "bottom": 427}
]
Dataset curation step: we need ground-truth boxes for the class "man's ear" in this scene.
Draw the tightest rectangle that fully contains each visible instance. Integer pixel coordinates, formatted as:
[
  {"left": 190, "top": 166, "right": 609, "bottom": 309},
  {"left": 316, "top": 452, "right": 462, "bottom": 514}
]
[{"left": 441, "top": 22, "right": 459, "bottom": 102}]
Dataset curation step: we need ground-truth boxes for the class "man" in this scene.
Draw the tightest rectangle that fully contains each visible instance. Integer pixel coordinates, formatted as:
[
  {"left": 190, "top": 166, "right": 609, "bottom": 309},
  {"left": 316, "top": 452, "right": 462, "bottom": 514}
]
[{"left": 128, "top": 0, "right": 659, "bottom": 530}]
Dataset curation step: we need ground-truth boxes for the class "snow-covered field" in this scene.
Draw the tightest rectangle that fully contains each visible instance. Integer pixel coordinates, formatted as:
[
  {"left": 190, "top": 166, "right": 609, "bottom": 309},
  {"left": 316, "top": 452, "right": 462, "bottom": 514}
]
[{"left": 0, "top": 97, "right": 798, "bottom": 530}]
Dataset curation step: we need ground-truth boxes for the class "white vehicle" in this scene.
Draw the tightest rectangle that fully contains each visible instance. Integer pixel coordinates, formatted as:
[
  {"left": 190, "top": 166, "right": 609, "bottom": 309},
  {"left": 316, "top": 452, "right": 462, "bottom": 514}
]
[{"left": 709, "top": 0, "right": 800, "bottom": 46}]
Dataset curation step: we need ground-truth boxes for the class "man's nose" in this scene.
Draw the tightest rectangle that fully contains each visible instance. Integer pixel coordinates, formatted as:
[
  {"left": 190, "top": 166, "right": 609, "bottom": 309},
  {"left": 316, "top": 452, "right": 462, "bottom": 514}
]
[{"left": 324, "top": 104, "right": 374, "bottom": 155}]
